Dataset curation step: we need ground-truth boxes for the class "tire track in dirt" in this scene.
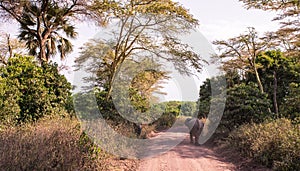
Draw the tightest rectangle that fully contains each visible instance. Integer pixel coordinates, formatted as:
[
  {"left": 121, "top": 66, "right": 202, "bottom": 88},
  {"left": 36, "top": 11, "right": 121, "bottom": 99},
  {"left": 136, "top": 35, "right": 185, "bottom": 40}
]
[{"left": 138, "top": 126, "right": 235, "bottom": 171}]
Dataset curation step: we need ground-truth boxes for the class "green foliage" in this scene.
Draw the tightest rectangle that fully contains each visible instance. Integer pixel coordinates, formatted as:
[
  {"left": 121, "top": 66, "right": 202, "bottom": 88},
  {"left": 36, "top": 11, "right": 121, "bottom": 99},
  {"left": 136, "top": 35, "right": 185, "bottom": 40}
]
[
  {"left": 155, "top": 112, "right": 176, "bottom": 128},
  {"left": 197, "top": 78, "right": 211, "bottom": 118},
  {"left": 152, "top": 101, "right": 181, "bottom": 128},
  {"left": 281, "top": 83, "right": 300, "bottom": 121},
  {"left": 197, "top": 75, "right": 276, "bottom": 132},
  {"left": 222, "top": 82, "right": 272, "bottom": 130},
  {"left": 0, "top": 0, "right": 85, "bottom": 62},
  {"left": 180, "top": 101, "right": 197, "bottom": 116},
  {"left": 94, "top": 90, "right": 121, "bottom": 121},
  {"left": 197, "top": 73, "right": 239, "bottom": 119},
  {"left": 0, "top": 55, "right": 72, "bottom": 124},
  {"left": 228, "top": 118, "right": 300, "bottom": 170},
  {"left": 164, "top": 101, "right": 181, "bottom": 116},
  {"left": 254, "top": 50, "right": 297, "bottom": 114},
  {"left": 0, "top": 76, "right": 21, "bottom": 125}
]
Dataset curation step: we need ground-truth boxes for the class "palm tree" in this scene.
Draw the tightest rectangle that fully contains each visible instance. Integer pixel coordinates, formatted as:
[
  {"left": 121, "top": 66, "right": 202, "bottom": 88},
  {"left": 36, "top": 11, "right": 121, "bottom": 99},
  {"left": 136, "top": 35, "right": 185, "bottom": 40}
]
[{"left": 0, "top": 0, "right": 82, "bottom": 63}]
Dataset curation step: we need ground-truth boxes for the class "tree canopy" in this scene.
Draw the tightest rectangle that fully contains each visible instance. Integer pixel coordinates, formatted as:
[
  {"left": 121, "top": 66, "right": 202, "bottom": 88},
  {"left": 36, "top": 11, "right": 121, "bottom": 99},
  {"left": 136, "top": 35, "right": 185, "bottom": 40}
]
[
  {"left": 239, "top": 0, "right": 300, "bottom": 57},
  {"left": 76, "top": 0, "right": 206, "bottom": 99},
  {"left": 0, "top": 0, "right": 90, "bottom": 62}
]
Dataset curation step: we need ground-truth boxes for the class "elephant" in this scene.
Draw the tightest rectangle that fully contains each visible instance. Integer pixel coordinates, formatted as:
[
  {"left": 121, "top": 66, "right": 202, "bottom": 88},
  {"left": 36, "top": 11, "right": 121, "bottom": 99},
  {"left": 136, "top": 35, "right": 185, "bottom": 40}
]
[{"left": 184, "top": 118, "right": 204, "bottom": 145}]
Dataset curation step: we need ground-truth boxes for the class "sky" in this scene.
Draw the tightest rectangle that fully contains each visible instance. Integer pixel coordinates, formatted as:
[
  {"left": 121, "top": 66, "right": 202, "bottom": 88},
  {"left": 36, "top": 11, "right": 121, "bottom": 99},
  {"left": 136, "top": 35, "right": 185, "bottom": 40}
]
[{"left": 0, "top": 0, "right": 280, "bottom": 101}]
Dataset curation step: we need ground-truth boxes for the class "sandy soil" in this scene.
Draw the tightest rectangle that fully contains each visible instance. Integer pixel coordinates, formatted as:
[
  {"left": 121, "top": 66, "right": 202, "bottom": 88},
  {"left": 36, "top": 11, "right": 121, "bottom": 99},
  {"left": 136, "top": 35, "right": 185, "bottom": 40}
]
[{"left": 138, "top": 127, "right": 236, "bottom": 171}]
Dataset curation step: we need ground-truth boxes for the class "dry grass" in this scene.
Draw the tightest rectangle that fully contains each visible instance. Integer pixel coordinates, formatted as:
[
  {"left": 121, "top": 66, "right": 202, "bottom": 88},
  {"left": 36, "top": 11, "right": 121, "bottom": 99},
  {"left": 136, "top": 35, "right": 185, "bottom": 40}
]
[
  {"left": 0, "top": 116, "right": 138, "bottom": 170},
  {"left": 227, "top": 118, "right": 300, "bottom": 170}
]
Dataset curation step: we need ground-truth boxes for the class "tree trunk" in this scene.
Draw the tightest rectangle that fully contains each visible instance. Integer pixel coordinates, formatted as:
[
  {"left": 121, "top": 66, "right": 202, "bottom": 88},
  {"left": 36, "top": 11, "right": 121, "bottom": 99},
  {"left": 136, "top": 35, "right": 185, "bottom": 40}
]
[
  {"left": 105, "top": 66, "right": 117, "bottom": 101},
  {"left": 253, "top": 61, "right": 272, "bottom": 114},
  {"left": 39, "top": 40, "right": 47, "bottom": 62},
  {"left": 273, "top": 70, "right": 279, "bottom": 116},
  {"left": 7, "top": 34, "right": 12, "bottom": 59},
  {"left": 253, "top": 64, "right": 264, "bottom": 94},
  {"left": 37, "top": 15, "right": 47, "bottom": 62}
]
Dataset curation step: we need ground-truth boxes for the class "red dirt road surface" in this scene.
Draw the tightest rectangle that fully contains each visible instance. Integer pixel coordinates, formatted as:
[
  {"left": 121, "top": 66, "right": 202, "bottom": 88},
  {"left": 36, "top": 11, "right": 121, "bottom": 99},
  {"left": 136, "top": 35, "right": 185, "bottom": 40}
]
[{"left": 138, "top": 128, "right": 235, "bottom": 171}]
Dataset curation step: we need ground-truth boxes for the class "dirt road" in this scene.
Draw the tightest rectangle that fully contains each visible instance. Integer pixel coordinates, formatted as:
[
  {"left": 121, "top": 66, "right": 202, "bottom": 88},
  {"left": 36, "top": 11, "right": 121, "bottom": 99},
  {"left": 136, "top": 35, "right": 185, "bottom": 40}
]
[{"left": 138, "top": 127, "right": 235, "bottom": 171}]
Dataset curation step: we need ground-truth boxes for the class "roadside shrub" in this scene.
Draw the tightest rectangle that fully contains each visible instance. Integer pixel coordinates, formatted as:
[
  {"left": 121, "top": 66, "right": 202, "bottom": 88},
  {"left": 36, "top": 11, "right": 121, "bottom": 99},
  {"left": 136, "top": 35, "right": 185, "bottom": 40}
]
[
  {"left": 74, "top": 90, "right": 145, "bottom": 138},
  {"left": 154, "top": 112, "right": 177, "bottom": 128},
  {"left": 0, "top": 77, "right": 21, "bottom": 126},
  {"left": 228, "top": 118, "right": 300, "bottom": 170},
  {"left": 0, "top": 55, "right": 72, "bottom": 124},
  {"left": 0, "top": 117, "right": 111, "bottom": 170}
]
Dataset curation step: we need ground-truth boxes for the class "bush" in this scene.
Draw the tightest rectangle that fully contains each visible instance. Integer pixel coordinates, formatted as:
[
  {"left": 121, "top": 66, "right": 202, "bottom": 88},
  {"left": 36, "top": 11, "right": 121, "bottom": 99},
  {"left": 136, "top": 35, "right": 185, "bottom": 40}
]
[
  {"left": 154, "top": 112, "right": 177, "bottom": 128},
  {"left": 228, "top": 118, "right": 300, "bottom": 170},
  {"left": 0, "top": 76, "right": 21, "bottom": 125},
  {"left": 0, "top": 117, "right": 111, "bottom": 170},
  {"left": 151, "top": 101, "right": 181, "bottom": 129},
  {"left": 74, "top": 90, "right": 146, "bottom": 138},
  {"left": 180, "top": 101, "right": 197, "bottom": 116},
  {"left": 281, "top": 83, "right": 300, "bottom": 121},
  {"left": 0, "top": 55, "right": 72, "bottom": 124},
  {"left": 221, "top": 82, "right": 272, "bottom": 131}
]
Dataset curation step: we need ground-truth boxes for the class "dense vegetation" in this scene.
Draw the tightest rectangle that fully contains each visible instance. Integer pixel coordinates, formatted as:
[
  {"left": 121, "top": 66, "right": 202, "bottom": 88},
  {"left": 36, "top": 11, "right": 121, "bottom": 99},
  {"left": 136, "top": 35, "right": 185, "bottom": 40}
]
[
  {"left": 0, "top": 0, "right": 202, "bottom": 169},
  {"left": 196, "top": 1, "right": 300, "bottom": 170},
  {"left": 228, "top": 118, "right": 300, "bottom": 170},
  {"left": 0, "top": 55, "right": 72, "bottom": 125},
  {"left": 0, "top": 0, "right": 299, "bottom": 170}
]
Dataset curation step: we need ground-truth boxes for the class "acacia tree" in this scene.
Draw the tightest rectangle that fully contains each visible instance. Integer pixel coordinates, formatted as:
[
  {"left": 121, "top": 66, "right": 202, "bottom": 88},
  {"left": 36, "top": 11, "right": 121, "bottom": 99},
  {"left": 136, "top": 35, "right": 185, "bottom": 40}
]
[
  {"left": 237, "top": 0, "right": 300, "bottom": 115},
  {"left": 85, "top": 0, "right": 205, "bottom": 99},
  {"left": 0, "top": 0, "right": 90, "bottom": 62},
  {"left": 119, "top": 61, "right": 169, "bottom": 115},
  {"left": 130, "top": 65, "right": 169, "bottom": 105},
  {"left": 213, "top": 27, "right": 272, "bottom": 94},
  {"left": 74, "top": 38, "right": 168, "bottom": 113},
  {"left": 239, "top": 0, "right": 300, "bottom": 57}
]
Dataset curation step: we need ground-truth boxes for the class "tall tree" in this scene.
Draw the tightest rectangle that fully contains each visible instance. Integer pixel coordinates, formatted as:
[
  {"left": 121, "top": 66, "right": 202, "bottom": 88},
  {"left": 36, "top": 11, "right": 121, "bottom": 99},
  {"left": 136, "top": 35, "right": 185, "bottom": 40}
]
[
  {"left": 0, "top": 0, "right": 89, "bottom": 62},
  {"left": 74, "top": 38, "right": 169, "bottom": 117},
  {"left": 213, "top": 27, "right": 272, "bottom": 94},
  {"left": 239, "top": 0, "right": 300, "bottom": 57},
  {"left": 255, "top": 50, "right": 300, "bottom": 116},
  {"left": 86, "top": 0, "right": 205, "bottom": 99},
  {"left": 256, "top": 50, "right": 288, "bottom": 115},
  {"left": 130, "top": 66, "right": 169, "bottom": 105}
]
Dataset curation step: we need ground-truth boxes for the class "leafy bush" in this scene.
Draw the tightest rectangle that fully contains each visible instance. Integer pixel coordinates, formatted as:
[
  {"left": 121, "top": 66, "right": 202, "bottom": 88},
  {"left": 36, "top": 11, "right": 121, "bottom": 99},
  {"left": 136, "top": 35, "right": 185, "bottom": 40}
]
[
  {"left": 0, "top": 76, "right": 21, "bottom": 125},
  {"left": 180, "top": 101, "right": 197, "bottom": 116},
  {"left": 228, "top": 118, "right": 300, "bottom": 170},
  {"left": 0, "top": 55, "right": 72, "bottom": 124},
  {"left": 221, "top": 82, "right": 272, "bottom": 131},
  {"left": 281, "top": 83, "right": 300, "bottom": 122},
  {"left": 151, "top": 101, "right": 181, "bottom": 128},
  {"left": 154, "top": 112, "right": 177, "bottom": 128},
  {"left": 74, "top": 90, "right": 146, "bottom": 138}
]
